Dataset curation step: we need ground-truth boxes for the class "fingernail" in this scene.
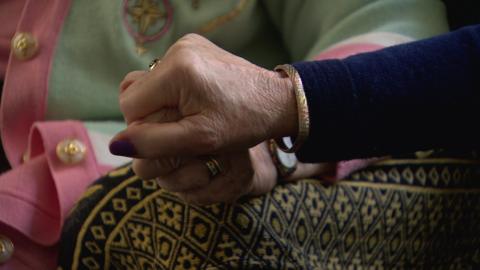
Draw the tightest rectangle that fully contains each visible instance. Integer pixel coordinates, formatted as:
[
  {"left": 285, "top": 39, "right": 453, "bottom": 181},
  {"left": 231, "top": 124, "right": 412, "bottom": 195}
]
[{"left": 109, "top": 140, "right": 137, "bottom": 157}]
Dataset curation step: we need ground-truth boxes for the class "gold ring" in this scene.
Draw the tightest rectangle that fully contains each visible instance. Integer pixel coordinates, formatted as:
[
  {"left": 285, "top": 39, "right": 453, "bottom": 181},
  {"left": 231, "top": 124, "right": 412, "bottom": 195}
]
[
  {"left": 204, "top": 157, "right": 223, "bottom": 178},
  {"left": 148, "top": 58, "right": 161, "bottom": 71}
]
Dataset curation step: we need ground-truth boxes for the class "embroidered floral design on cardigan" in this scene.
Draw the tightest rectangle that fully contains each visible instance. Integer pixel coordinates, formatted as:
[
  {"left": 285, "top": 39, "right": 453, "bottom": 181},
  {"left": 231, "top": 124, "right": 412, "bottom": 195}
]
[{"left": 123, "top": 0, "right": 173, "bottom": 55}]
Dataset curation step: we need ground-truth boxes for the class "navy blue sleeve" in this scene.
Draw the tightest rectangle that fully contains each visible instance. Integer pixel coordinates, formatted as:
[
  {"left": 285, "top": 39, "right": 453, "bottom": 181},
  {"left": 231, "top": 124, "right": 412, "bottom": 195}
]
[{"left": 292, "top": 24, "right": 480, "bottom": 162}]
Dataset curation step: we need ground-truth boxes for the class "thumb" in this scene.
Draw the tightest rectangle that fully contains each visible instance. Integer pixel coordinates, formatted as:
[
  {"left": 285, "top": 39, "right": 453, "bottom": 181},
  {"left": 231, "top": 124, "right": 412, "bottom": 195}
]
[{"left": 109, "top": 119, "right": 220, "bottom": 158}]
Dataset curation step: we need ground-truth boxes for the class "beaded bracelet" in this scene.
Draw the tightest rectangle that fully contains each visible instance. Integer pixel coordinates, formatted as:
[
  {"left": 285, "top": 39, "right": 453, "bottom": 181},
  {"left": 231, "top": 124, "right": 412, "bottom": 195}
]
[{"left": 273, "top": 64, "right": 310, "bottom": 153}]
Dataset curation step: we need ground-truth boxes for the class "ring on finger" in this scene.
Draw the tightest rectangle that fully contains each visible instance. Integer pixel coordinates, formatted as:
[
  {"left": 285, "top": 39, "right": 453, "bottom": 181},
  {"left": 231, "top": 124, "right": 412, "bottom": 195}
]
[
  {"left": 148, "top": 58, "right": 161, "bottom": 71},
  {"left": 204, "top": 156, "right": 223, "bottom": 178}
]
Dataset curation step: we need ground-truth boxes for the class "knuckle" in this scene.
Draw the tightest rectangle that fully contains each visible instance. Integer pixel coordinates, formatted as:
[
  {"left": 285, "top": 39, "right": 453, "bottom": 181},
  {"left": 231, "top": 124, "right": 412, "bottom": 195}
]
[
  {"left": 176, "top": 53, "right": 200, "bottom": 76},
  {"left": 195, "top": 126, "right": 222, "bottom": 153},
  {"left": 169, "top": 44, "right": 201, "bottom": 73},
  {"left": 171, "top": 35, "right": 195, "bottom": 55},
  {"left": 179, "top": 33, "right": 202, "bottom": 43}
]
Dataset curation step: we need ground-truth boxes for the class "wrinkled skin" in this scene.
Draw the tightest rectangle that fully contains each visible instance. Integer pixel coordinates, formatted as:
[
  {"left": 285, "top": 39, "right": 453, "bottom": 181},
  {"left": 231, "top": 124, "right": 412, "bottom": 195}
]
[{"left": 112, "top": 34, "right": 332, "bottom": 205}]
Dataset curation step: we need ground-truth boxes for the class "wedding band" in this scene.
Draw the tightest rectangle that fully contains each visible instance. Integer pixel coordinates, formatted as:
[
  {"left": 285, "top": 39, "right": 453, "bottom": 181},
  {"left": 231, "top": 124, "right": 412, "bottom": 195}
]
[
  {"left": 149, "top": 58, "right": 161, "bottom": 71},
  {"left": 204, "top": 157, "right": 223, "bottom": 178}
]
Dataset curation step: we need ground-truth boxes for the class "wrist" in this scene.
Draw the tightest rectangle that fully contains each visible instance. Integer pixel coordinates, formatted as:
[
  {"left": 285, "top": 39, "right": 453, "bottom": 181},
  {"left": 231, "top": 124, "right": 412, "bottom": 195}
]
[{"left": 267, "top": 70, "right": 298, "bottom": 139}]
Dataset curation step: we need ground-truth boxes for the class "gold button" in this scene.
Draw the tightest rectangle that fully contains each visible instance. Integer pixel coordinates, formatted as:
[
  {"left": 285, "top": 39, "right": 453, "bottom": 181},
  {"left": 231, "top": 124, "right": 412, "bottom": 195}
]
[
  {"left": 56, "top": 139, "right": 87, "bottom": 165},
  {"left": 22, "top": 150, "right": 30, "bottom": 163},
  {"left": 11, "top": 32, "right": 38, "bottom": 60},
  {"left": 0, "top": 235, "right": 14, "bottom": 265}
]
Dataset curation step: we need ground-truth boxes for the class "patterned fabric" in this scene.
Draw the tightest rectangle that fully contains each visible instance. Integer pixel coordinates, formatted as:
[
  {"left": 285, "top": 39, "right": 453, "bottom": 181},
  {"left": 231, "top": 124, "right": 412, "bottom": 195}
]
[{"left": 58, "top": 153, "right": 480, "bottom": 269}]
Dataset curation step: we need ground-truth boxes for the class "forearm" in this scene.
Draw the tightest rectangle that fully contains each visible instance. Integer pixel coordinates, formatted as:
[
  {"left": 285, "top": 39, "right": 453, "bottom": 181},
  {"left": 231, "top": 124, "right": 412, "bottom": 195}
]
[{"left": 293, "top": 25, "right": 480, "bottom": 162}]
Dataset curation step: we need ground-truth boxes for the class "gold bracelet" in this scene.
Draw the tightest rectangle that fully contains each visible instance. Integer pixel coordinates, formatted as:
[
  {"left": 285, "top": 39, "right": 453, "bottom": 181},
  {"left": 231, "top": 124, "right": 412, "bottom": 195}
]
[{"left": 273, "top": 64, "right": 310, "bottom": 153}]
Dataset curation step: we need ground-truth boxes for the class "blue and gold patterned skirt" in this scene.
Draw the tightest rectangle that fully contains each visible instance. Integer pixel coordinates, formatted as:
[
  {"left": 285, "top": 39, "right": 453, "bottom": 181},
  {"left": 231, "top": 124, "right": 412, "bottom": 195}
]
[{"left": 58, "top": 151, "right": 480, "bottom": 269}]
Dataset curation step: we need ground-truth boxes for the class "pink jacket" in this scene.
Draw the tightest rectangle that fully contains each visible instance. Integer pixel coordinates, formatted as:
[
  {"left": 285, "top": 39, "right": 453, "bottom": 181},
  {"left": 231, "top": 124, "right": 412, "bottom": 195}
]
[{"left": 0, "top": 1, "right": 113, "bottom": 269}]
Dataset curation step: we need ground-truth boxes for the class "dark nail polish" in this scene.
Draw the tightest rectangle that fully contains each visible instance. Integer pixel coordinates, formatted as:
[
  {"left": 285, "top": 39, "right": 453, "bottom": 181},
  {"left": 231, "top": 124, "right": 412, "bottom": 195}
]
[{"left": 109, "top": 140, "right": 137, "bottom": 157}]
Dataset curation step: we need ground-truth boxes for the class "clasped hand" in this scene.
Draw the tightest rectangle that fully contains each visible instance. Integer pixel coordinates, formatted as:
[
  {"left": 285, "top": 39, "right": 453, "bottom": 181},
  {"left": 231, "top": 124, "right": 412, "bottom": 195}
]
[{"left": 110, "top": 34, "right": 331, "bottom": 204}]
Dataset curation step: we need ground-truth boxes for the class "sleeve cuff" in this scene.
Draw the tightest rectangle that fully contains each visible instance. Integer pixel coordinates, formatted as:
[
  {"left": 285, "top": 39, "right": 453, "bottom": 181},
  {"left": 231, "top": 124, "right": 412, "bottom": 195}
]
[{"left": 0, "top": 120, "right": 107, "bottom": 247}]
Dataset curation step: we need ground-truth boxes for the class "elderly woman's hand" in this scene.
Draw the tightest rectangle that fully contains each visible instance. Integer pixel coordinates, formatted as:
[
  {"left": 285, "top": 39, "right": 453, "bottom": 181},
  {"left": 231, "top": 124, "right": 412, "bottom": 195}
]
[
  {"left": 134, "top": 143, "right": 277, "bottom": 205},
  {"left": 132, "top": 142, "right": 334, "bottom": 205},
  {"left": 110, "top": 33, "right": 297, "bottom": 158},
  {"left": 117, "top": 106, "right": 331, "bottom": 204},
  {"left": 123, "top": 107, "right": 332, "bottom": 204}
]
